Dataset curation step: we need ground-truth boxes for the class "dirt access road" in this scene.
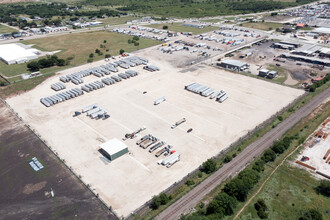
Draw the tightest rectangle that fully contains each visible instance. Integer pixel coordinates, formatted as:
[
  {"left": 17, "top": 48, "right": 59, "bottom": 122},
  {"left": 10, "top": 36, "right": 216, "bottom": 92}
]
[{"left": 156, "top": 87, "right": 330, "bottom": 220}]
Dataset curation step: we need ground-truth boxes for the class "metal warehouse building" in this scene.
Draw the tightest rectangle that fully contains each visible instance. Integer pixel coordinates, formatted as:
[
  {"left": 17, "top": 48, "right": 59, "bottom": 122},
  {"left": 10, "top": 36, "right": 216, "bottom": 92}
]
[
  {"left": 0, "top": 43, "right": 39, "bottom": 64},
  {"left": 218, "top": 59, "right": 249, "bottom": 71},
  {"left": 99, "top": 139, "right": 128, "bottom": 161}
]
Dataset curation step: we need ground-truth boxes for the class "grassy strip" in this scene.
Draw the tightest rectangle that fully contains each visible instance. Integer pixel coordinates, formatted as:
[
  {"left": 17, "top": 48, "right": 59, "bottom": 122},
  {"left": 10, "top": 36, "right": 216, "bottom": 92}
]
[{"left": 134, "top": 80, "right": 330, "bottom": 219}]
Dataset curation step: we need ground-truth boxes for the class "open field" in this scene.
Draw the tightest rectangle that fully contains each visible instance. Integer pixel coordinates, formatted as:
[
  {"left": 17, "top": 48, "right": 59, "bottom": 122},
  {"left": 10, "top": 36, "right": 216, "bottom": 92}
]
[
  {"left": 0, "top": 31, "right": 160, "bottom": 78},
  {"left": 241, "top": 22, "right": 283, "bottom": 31},
  {"left": 0, "top": 101, "right": 115, "bottom": 219},
  {"left": 238, "top": 163, "right": 330, "bottom": 219},
  {"left": 145, "top": 23, "right": 218, "bottom": 35},
  {"left": 6, "top": 44, "right": 304, "bottom": 217},
  {"left": 0, "top": 24, "right": 17, "bottom": 34}
]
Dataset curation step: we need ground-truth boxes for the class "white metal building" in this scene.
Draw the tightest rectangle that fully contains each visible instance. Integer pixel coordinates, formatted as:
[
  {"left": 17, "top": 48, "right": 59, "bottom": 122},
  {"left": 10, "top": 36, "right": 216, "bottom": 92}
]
[
  {"left": 0, "top": 44, "right": 38, "bottom": 64},
  {"left": 99, "top": 138, "right": 128, "bottom": 161}
]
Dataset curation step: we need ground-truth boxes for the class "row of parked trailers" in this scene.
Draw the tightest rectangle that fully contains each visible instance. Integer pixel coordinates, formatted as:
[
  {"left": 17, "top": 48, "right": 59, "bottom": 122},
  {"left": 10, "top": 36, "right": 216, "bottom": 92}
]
[
  {"left": 59, "top": 56, "right": 148, "bottom": 85},
  {"left": 81, "top": 104, "right": 109, "bottom": 119},
  {"left": 40, "top": 88, "right": 84, "bottom": 107},
  {"left": 81, "top": 70, "right": 139, "bottom": 93},
  {"left": 136, "top": 134, "right": 179, "bottom": 168},
  {"left": 51, "top": 82, "right": 66, "bottom": 91},
  {"left": 185, "top": 83, "right": 229, "bottom": 103}
]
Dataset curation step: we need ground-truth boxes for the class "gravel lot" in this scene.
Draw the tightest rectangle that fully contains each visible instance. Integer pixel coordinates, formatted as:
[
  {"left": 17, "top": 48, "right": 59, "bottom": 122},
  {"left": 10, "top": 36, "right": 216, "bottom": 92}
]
[{"left": 6, "top": 45, "right": 304, "bottom": 217}]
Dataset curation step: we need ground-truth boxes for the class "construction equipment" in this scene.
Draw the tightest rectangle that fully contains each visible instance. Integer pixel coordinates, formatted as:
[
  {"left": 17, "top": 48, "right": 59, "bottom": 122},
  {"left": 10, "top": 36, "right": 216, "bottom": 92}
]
[
  {"left": 123, "top": 127, "right": 146, "bottom": 140},
  {"left": 171, "top": 118, "right": 186, "bottom": 129},
  {"left": 301, "top": 156, "right": 310, "bottom": 162}
]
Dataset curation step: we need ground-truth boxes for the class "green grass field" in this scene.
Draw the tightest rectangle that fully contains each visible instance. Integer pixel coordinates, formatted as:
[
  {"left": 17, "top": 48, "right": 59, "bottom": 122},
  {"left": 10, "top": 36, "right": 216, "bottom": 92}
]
[
  {"left": 241, "top": 22, "right": 283, "bottom": 31},
  {"left": 267, "top": 64, "right": 287, "bottom": 84},
  {"left": 0, "top": 24, "right": 17, "bottom": 34},
  {"left": 145, "top": 23, "right": 218, "bottom": 34},
  {"left": 238, "top": 164, "right": 330, "bottom": 220},
  {"left": 0, "top": 31, "right": 160, "bottom": 78}
]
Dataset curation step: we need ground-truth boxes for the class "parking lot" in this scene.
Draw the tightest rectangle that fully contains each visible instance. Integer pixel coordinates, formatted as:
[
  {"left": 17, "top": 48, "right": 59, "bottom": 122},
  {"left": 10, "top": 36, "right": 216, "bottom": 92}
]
[
  {"left": 6, "top": 45, "right": 304, "bottom": 217},
  {"left": 227, "top": 40, "right": 329, "bottom": 84}
]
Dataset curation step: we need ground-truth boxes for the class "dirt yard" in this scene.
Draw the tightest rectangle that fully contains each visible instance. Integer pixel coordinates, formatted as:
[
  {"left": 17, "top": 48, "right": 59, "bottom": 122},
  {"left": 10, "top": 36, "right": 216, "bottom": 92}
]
[
  {"left": 5, "top": 45, "right": 304, "bottom": 217},
  {"left": 297, "top": 117, "right": 330, "bottom": 176},
  {"left": 0, "top": 102, "right": 116, "bottom": 219}
]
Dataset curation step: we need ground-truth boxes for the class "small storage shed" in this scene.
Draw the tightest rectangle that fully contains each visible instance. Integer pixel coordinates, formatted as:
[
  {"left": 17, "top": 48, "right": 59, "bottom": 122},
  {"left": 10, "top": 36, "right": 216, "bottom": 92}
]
[{"left": 99, "top": 138, "right": 128, "bottom": 161}]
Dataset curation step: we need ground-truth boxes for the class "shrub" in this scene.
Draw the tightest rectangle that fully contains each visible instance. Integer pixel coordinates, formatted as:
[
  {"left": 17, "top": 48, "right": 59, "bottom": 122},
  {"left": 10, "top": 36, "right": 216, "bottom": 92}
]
[
  {"left": 254, "top": 199, "right": 268, "bottom": 219},
  {"left": 133, "top": 36, "right": 139, "bottom": 41},
  {"left": 89, "top": 53, "right": 94, "bottom": 58},
  {"left": 252, "top": 159, "right": 265, "bottom": 172},
  {"left": 151, "top": 196, "right": 161, "bottom": 210},
  {"left": 119, "top": 49, "right": 125, "bottom": 54},
  {"left": 316, "top": 180, "right": 330, "bottom": 197},
  {"left": 201, "top": 159, "right": 216, "bottom": 174},
  {"left": 87, "top": 58, "right": 93, "bottom": 63},
  {"left": 223, "top": 155, "right": 232, "bottom": 163},
  {"left": 134, "top": 42, "right": 139, "bottom": 46},
  {"left": 262, "top": 149, "right": 276, "bottom": 163},
  {"left": 163, "top": 25, "right": 168, "bottom": 29},
  {"left": 105, "top": 54, "right": 111, "bottom": 58},
  {"left": 27, "top": 61, "right": 40, "bottom": 71},
  {"left": 299, "top": 209, "right": 323, "bottom": 220},
  {"left": 186, "top": 179, "right": 195, "bottom": 186},
  {"left": 207, "top": 192, "right": 237, "bottom": 216},
  {"left": 159, "top": 193, "right": 169, "bottom": 205}
]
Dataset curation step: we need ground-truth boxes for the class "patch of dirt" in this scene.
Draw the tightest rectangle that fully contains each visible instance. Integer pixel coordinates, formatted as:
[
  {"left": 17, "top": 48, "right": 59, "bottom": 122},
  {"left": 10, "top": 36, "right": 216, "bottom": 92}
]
[{"left": 23, "top": 181, "right": 47, "bottom": 195}]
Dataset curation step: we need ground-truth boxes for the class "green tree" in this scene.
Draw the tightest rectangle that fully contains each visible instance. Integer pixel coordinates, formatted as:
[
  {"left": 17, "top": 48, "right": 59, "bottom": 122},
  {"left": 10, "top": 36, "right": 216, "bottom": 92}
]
[
  {"left": 89, "top": 53, "right": 94, "bottom": 58},
  {"left": 223, "top": 155, "right": 232, "bottom": 163},
  {"left": 151, "top": 195, "right": 161, "bottom": 210},
  {"left": 262, "top": 149, "right": 276, "bottom": 163},
  {"left": 103, "top": 40, "right": 107, "bottom": 43},
  {"left": 159, "top": 193, "right": 169, "bottom": 205},
  {"left": 254, "top": 199, "right": 268, "bottom": 219},
  {"left": 134, "top": 42, "right": 139, "bottom": 46},
  {"left": 105, "top": 54, "right": 111, "bottom": 58},
  {"left": 27, "top": 61, "right": 40, "bottom": 71},
  {"left": 252, "top": 159, "right": 265, "bottom": 172},
  {"left": 201, "top": 159, "right": 216, "bottom": 174},
  {"left": 207, "top": 192, "right": 237, "bottom": 216},
  {"left": 186, "top": 179, "right": 195, "bottom": 186},
  {"left": 95, "top": 49, "right": 101, "bottom": 54},
  {"left": 163, "top": 25, "right": 168, "bottom": 30},
  {"left": 128, "top": 39, "right": 132, "bottom": 44},
  {"left": 119, "top": 49, "right": 125, "bottom": 54},
  {"left": 132, "top": 36, "right": 139, "bottom": 41},
  {"left": 57, "top": 59, "right": 65, "bottom": 66},
  {"left": 271, "top": 140, "right": 285, "bottom": 154},
  {"left": 316, "top": 180, "right": 330, "bottom": 197}
]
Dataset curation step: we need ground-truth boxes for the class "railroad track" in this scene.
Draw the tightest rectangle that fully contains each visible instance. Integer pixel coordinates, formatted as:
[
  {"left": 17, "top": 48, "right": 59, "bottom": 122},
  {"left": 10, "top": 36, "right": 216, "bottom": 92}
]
[{"left": 156, "top": 87, "right": 330, "bottom": 220}]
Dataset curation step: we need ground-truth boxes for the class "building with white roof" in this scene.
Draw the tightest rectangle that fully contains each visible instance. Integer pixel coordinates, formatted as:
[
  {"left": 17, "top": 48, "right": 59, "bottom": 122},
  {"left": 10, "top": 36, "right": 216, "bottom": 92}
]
[
  {"left": 0, "top": 43, "right": 39, "bottom": 65},
  {"left": 99, "top": 138, "right": 128, "bottom": 161}
]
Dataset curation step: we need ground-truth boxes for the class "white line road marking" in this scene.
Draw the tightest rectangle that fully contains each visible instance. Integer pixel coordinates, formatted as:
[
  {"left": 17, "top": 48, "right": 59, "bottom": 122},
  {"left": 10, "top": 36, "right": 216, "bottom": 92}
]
[{"left": 128, "top": 155, "right": 151, "bottom": 172}]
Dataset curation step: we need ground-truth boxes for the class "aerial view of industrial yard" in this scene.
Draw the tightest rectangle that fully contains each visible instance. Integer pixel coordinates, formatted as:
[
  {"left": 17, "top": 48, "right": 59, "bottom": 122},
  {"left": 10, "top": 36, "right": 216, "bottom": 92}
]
[{"left": 0, "top": 0, "right": 329, "bottom": 219}]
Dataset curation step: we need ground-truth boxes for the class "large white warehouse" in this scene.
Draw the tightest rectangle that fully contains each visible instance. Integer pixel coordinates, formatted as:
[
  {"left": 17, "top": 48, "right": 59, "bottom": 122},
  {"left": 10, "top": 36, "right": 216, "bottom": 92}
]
[{"left": 0, "top": 43, "right": 39, "bottom": 65}]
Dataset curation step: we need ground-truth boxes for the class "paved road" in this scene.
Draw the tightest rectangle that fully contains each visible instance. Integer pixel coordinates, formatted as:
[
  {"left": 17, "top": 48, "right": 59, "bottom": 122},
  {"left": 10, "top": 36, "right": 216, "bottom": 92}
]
[{"left": 156, "top": 87, "right": 330, "bottom": 220}]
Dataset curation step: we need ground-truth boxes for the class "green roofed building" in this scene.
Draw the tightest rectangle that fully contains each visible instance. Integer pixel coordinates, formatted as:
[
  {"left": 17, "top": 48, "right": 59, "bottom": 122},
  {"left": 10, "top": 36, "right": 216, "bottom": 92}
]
[{"left": 99, "top": 138, "right": 128, "bottom": 161}]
